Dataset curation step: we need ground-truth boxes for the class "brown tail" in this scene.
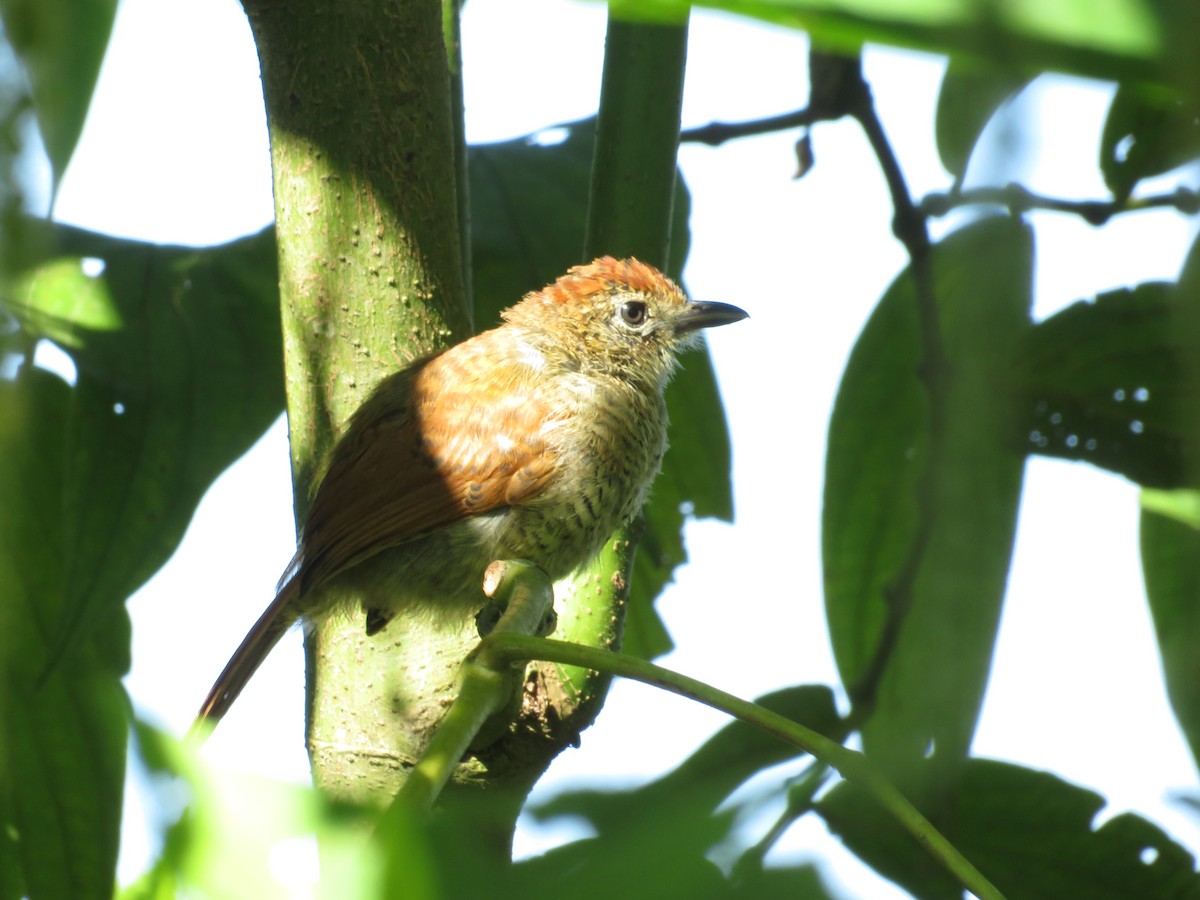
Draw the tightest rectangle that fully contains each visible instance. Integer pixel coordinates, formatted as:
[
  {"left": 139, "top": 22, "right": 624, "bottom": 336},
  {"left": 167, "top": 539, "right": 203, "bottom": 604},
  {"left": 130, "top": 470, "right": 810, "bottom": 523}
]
[{"left": 189, "top": 576, "right": 301, "bottom": 739}]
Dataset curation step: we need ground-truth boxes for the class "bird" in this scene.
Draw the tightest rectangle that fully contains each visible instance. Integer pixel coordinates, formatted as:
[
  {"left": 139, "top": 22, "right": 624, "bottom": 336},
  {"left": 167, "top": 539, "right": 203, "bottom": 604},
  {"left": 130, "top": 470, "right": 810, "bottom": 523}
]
[{"left": 194, "top": 256, "right": 747, "bottom": 730}]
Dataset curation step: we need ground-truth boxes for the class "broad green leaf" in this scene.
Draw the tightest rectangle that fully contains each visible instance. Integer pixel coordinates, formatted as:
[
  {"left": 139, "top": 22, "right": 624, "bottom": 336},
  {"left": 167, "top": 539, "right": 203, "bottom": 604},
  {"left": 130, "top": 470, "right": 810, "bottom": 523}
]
[
  {"left": 1136, "top": 234, "right": 1200, "bottom": 773},
  {"left": 424, "top": 774, "right": 731, "bottom": 898},
  {"left": 470, "top": 118, "right": 689, "bottom": 329},
  {"left": 470, "top": 119, "right": 724, "bottom": 660},
  {"left": 729, "top": 867, "right": 838, "bottom": 900},
  {"left": 0, "top": 0, "right": 118, "bottom": 185},
  {"left": 935, "top": 62, "right": 1032, "bottom": 180},
  {"left": 514, "top": 804, "right": 731, "bottom": 900},
  {"left": 818, "top": 758, "right": 1200, "bottom": 899},
  {"left": 0, "top": 368, "right": 129, "bottom": 900},
  {"left": 823, "top": 217, "right": 1031, "bottom": 783},
  {"left": 1140, "top": 505, "right": 1200, "bottom": 772},
  {"left": 2, "top": 221, "right": 283, "bottom": 666},
  {"left": 1101, "top": 83, "right": 1200, "bottom": 202},
  {"left": 533, "top": 685, "right": 841, "bottom": 829},
  {"left": 620, "top": 0, "right": 1177, "bottom": 89},
  {"left": 1142, "top": 488, "right": 1200, "bottom": 529},
  {"left": 513, "top": 834, "right": 728, "bottom": 899},
  {"left": 516, "top": 688, "right": 842, "bottom": 899},
  {"left": 1016, "top": 283, "right": 1200, "bottom": 489}
]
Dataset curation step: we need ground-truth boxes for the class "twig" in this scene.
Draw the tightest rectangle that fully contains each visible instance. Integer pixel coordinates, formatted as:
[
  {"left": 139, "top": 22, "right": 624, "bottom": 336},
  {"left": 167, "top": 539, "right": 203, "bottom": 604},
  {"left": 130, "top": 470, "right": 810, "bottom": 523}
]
[
  {"left": 921, "top": 183, "right": 1200, "bottom": 225},
  {"left": 680, "top": 108, "right": 818, "bottom": 146}
]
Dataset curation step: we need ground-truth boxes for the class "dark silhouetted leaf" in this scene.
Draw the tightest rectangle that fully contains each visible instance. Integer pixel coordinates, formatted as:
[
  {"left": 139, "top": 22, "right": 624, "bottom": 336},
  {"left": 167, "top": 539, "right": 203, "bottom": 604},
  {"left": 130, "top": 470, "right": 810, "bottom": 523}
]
[
  {"left": 624, "top": 0, "right": 1187, "bottom": 91},
  {"left": 819, "top": 758, "right": 1200, "bottom": 899},
  {"left": 1101, "top": 83, "right": 1200, "bottom": 201},
  {"left": 1137, "top": 234, "right": 1200, "bottom": 772},
  {"left": 535, "top": 685, "right": 841, "bottom": 830},
  {"left": 1016, "top": 282, "right": 1200, "bottom": 489},
  {"left": 3, "top": 223, "right": 284, "bottom": 665},
  {"left": 0, "top": 0, "right": 118, "bottom": 184},
  {"left": 0, "top": 368, "right": 129, "bottom": 900},
  {"left": 823, "top": 217, "right": 1032, "bottom": 784},
  {"left": 935, "top": 62, "right": 1032, "bottom": 179},
  {"left": 1140, "top": 500, "right": 1200, "bottom": 773}
]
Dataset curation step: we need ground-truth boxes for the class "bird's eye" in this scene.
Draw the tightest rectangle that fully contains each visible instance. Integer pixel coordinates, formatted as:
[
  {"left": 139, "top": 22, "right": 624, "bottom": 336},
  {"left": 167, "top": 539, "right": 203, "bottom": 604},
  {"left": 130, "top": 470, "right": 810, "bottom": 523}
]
[{"left": 620, "top": 300, "right": 648, "bottom": 327}]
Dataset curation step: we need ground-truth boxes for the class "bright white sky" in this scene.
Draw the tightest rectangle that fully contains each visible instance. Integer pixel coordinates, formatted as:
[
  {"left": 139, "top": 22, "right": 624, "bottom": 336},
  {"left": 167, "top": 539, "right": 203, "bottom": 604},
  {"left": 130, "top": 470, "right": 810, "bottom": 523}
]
[{"left": 40, "top": 0, "right": 1200, "bottom": 896}]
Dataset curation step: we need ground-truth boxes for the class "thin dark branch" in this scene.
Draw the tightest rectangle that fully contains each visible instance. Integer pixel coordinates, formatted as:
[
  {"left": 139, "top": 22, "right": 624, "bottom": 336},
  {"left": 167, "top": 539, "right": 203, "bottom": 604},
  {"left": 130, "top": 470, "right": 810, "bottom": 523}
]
[
  {"left": 680, "top": 108, "right": 817, "bottom": 146},
  {"left": 922, "top": 183, "right": 1200, "bottom": 225}
]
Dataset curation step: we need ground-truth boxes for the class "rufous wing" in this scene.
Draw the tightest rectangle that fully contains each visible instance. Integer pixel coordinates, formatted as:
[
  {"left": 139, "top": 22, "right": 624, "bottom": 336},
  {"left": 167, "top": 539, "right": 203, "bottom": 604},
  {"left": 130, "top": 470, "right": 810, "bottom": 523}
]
[{"left": 297, "top": 346, "right": 562, "bottom": 594}]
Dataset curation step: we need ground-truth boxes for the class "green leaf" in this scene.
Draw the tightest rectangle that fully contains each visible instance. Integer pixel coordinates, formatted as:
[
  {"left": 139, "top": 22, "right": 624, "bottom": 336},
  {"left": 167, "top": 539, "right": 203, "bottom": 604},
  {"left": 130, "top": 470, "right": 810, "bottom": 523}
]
[
  {"left": 1101, "top": 83, "right": 1200, "bottom": 202},
  {"left": 515, "top": 835, "right": 728, "bottom": 900},
  {"left": 515, "top": 805, "right": 731, "bottom": 900},
  {"left": 1140, "top": 503, "right": 1200, "bottom": 772},
  {"left": 0, "top": 0, "right": 118, "bottom": 185},
  {"left": 2, "top": 221, "right": 284, "bottom": 667},
  {"left": 823, "top": 217, "right": 1032, "bottom": 782},
  {"left": 626, "top": 335, "right": 734, "bottom": 658},
  {"left": 1129, "top": 223, "right": 1200, "bottom": 774},
  {"left": 515, "top": 688, "right": 843, "bottom": 899},
  {"left": 470, "top": 117, "right": 689, "bottom": 326},
  {"left": 535, "top": 685, "right": 842, "bottom": 830},
  {"left": 469, "top": 121, "right": 601, "bottom": 327},
  {"left": 935, "top": 62, "right": 1032, "bottom": 180},
  {"left": 729, "top": 866, "right": 839, "bottom": 900},
  {"left": 1016, "top": 282, "right": 1200, "bottom": 489},
  {"left": 623, "top": 0, "right": 1179, "bottom": 89},
  {"left": 470, "top": 119, "right": 726, "bottom": 659},
  {"left": 818, "top": 758, "right": 1200, "bottom": 899},
  {"left": 0, "top": 368, "right": 129, "bottom": 900},
  {"left": 122, "top": 722, "right": 378, "bottom": 900}
]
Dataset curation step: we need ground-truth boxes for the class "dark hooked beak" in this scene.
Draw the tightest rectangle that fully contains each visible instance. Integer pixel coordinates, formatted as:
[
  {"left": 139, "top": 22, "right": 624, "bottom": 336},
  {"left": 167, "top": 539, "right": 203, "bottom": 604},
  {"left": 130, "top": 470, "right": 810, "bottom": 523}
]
[{"left": 674, "top": 300, "right": 749, "bottom": 333}]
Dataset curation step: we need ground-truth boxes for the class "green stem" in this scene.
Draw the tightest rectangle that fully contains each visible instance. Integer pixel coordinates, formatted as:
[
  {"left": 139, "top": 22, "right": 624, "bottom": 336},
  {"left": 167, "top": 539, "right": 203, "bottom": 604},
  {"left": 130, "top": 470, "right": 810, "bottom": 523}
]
[
  {"left": 584, "top": 11, "right": 689, "bottom": 264},
  {"left": 243, "top": 0, "right": 471, "bottom": 804},
  {"left": 390, "top": 562, "right": 555, "bottom": 816},
  {"left": 550, "top": 0, "right": 691, "bottom": 751},
  {"left": 442, "top": 0, "right": 473, "bottom": 312},
  {"left": 477, "top": 634, "right": 1007, "bottom": 900}
]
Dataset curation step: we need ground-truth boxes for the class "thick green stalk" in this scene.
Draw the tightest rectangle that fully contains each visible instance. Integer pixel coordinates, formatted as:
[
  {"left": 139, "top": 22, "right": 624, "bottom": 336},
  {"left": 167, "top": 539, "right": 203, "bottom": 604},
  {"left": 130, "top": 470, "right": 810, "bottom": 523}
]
[
  {"left": 446, "top": 9, "right": 695, "bottom": 815},
  {"left": 549, "top": 5, "right": 691, "bottom": 728},
  {"left": 584, "top": 13, "right": 689, "bottom": 265},
  {"left": 242, "top": 0, "right": 470, "bottom": 803},
  {"left": 443, "top": 0, "right": 473, "bottom": 313}
]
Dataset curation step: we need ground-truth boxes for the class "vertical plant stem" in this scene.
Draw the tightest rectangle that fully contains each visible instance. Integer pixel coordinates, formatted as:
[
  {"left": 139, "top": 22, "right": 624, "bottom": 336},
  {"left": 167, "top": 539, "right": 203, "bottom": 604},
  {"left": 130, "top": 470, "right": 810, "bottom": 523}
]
[
  {"left": 443, "top": 0, "right": 473, "bottom": 314},
  {"left": 242, "top": 0, "right": 470, "bottom": 803},
  {"left": 547, "top": 5, "right": 691, "bottom": 727},
  {"left": 585, "top": 12, "right": 690, "bottom": 265}
]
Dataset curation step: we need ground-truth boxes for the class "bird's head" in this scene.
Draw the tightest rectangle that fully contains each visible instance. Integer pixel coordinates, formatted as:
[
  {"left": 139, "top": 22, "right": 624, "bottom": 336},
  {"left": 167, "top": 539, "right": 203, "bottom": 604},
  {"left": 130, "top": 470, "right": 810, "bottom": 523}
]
[{"left": 502, "top": 257, "right": 748, "bottom": 389}]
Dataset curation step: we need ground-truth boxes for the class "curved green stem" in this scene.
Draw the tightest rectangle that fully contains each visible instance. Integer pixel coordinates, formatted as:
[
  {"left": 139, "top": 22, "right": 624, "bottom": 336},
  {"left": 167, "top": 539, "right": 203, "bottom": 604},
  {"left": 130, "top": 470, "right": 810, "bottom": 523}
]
[
  {"left": 476, "top": 634, "right": 1007, "bottom": 900},
  {"left": 390, "top": 562, "right": 555, "bottom": 815}
]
